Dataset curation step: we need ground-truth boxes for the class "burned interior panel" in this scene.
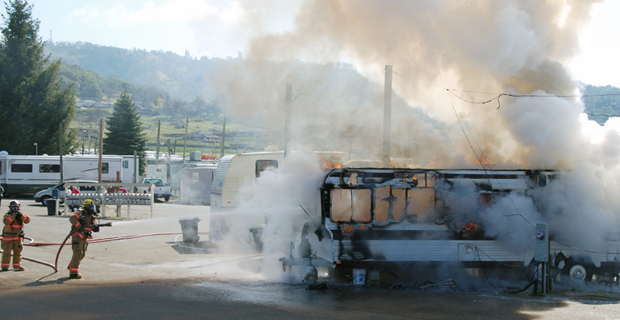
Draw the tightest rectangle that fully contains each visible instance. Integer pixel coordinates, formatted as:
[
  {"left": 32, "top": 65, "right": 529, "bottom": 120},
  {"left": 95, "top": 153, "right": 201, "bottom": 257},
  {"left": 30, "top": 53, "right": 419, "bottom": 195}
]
[{"left": 314, "top": 168, "right": 559, "bottom": 263}]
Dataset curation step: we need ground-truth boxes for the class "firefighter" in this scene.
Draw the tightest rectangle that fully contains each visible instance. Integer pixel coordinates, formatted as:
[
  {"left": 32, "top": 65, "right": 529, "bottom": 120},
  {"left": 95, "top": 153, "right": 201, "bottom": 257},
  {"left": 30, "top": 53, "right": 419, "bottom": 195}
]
[
  {"left": 68, "top": 199, "right": 100, "bottom": 279},
  {"left": 1, "top": 200, "right": 30, "bottom": 271}
]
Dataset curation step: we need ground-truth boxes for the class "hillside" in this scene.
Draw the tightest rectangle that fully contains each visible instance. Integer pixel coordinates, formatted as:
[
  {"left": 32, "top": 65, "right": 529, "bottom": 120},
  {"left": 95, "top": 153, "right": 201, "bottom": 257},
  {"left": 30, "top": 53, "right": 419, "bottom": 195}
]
[
  {"left": 581, "top": 84, "right": 620, "bottom": 125},
  {"left": 49, "top": 41, "right": 620, "bottom": 158},
  {"left": 47, "top": 41, "right": 219, "bottom": 101}
]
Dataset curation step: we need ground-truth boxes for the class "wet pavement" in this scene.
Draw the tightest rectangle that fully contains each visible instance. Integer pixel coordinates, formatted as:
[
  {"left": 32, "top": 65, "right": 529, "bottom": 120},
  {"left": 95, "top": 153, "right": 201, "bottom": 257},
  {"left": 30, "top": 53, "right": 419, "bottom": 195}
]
[{"left": 0, "top": 199, "right": 619, "bottom": 319}]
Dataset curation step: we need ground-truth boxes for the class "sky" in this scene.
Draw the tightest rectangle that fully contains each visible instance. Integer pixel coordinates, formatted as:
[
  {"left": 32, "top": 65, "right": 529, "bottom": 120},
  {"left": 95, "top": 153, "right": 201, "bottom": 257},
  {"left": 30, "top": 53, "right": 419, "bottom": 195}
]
[{"left": 21, "top": 0, "right": 620, "bottom": 88}]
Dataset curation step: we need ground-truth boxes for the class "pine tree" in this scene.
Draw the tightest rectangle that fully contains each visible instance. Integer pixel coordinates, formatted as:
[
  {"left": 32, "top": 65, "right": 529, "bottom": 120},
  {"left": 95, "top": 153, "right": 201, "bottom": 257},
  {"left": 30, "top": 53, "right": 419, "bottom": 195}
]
[
  {"left": 104, "top": 91, "right": 147, "bottom": 175},
  {"left": 0, "top": 0, "right": 76, "bottom": 155}
]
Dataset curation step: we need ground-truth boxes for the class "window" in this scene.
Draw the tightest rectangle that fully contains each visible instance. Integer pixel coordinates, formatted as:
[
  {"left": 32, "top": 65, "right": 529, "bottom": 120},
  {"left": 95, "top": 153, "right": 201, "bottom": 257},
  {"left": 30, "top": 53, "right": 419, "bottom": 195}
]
[
  {"left": 102, "top": 162, "right": 109, "bottom": 174},
  {"left": 123, "top": 160, "right": 129, "bottom": 169},
  {"left": 80, "top": 185, "right": 97, "bottom": 192},
  {"left": 330, "top": 189, "right": 371, "bottom": 222},
  {"left": 256, "top": 160, "right": 278, "bottom": 177},
  {"left": 145, "top": 179, "right": 164, "bottom": 186},
  {"left": 39, "top": 164, "right": 60, "bottom": 173},
  {"left": 11, "top": 164, "right": 32, "bottom": 173},
  {"left": 156, "top": 165, "right": 162, "bottom": 173}
]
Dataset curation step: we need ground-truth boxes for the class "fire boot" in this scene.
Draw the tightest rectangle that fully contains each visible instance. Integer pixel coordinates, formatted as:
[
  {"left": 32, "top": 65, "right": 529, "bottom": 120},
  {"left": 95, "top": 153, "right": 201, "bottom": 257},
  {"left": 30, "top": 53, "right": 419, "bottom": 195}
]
[{"left": 69, "top": 273, "right": 82, "bottom": 279}]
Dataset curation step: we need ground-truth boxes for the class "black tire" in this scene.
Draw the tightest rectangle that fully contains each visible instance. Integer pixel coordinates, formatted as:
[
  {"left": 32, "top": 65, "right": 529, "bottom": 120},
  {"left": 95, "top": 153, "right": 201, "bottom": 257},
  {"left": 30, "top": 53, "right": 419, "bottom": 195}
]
[
  {"left": 41, "top": 196, "right": 51, "bottom": 206},
  {"left": 563, "top": 258, "right": 593, "bottom": 284},
  {"left": 250, "top": 228, "right": 263, "bottom": 252},
  {"left": 164, "top": 196, "right": 170, "bottom": 202}
]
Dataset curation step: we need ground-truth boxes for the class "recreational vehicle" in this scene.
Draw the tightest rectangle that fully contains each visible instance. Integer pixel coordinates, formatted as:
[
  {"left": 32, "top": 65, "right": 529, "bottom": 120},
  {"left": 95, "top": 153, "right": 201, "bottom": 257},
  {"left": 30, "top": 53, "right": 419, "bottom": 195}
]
[
  {"left": 280, "top": 167, "right": 620, "bottom": 285},
  {"left": 0, "top": 153, "right": 127, "bottom": 195},
  {"left": 208, "top": 151, "right": 351, "bottom": 244}
]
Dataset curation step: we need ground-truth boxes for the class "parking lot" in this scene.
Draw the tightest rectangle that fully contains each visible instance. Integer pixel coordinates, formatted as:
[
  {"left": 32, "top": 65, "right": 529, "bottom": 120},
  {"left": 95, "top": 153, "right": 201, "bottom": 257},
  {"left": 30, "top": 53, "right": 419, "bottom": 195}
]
[{"left": 0, "top": 198, "right": 619, "bottom": 319}]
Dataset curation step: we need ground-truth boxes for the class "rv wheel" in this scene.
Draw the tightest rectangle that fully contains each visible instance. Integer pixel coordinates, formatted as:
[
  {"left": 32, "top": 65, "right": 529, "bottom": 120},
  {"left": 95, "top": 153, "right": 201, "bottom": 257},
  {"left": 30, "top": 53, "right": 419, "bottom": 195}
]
[
  {"left": 250, "top": 228, "right": 263, "bottom": 252},
  {"left": 563, "top": 258, "right": 593, "bottom": 284}
]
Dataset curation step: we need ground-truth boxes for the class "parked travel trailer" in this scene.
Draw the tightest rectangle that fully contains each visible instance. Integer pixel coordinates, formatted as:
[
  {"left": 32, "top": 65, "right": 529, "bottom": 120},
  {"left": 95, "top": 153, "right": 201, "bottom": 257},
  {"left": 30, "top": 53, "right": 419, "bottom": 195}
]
[
  {"left": 0, "top": 153, "right": 127, "bottom": 195},
  {"left": 209, "top": 151, "right": 351, "bottom": 244}
]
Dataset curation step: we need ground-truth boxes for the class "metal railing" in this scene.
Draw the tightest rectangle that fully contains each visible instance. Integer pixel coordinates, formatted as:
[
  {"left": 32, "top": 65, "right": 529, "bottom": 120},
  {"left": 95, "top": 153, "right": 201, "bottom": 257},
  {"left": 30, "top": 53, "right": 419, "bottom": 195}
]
[{"left": 61, "top": 183, "right": 155, "bottom": 218}]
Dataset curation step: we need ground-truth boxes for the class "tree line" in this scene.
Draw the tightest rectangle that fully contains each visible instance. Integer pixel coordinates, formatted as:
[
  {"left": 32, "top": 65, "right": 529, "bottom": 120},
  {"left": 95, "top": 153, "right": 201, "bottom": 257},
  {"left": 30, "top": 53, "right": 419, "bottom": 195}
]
[{"left": 58, "top": 61, "right": 221, "bottom": 117}]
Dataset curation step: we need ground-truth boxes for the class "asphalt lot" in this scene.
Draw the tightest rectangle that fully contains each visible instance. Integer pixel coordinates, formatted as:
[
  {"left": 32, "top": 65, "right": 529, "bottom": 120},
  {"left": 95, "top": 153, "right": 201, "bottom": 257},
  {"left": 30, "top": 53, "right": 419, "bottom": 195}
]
[{"left": 0, "top": 198, "right": 619, "bottom": 319}]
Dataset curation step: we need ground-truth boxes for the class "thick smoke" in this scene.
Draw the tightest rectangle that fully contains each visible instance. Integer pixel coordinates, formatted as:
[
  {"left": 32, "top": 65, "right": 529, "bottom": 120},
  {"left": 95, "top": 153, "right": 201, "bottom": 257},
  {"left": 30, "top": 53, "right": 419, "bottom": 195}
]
[{"left": 203, "top": 0, "right": 620, "bottom": 285}]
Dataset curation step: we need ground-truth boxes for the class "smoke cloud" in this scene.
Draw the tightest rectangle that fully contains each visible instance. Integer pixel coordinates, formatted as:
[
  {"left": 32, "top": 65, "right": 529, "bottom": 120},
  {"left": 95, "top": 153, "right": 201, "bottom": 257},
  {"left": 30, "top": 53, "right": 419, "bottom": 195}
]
[{"left": 202, "top": 0, "right": 620, "bottom": 286}]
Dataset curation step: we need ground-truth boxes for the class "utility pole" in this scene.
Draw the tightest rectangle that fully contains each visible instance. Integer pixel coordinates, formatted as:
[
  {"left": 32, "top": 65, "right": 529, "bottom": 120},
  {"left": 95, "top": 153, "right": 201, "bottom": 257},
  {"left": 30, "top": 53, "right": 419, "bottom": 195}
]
[
  {"left": 220, "top": 117, "right": 226, "bottom": 158},
  {"left": 167, "top": 139, "right": 172, "bottom": 186},
  {"left": 383, "top": 65, "right": 393, "bottom": 167},
  {"left": 183, "top": 117, "right": 188, "bottom": 165},
  {"left": 156, "top": 120, "right": 161, "bottom": 159},
  {"left": 133, "top": 150, "right": 137, "bottom": 184},
  {"left": 284, "top": 83, "right": 292, "bottom": 158},
  {"left": 59, "top": 123, "right": 64, "bottom": 183},
  {"left": 88, "top": 125, "right": 92, "bottom": 154},
  {"left": 98, "top": 119, "right": 104, "bottom": 184},
  {"left": 81, "top": 129, "right": 85, "bottom": 155}
]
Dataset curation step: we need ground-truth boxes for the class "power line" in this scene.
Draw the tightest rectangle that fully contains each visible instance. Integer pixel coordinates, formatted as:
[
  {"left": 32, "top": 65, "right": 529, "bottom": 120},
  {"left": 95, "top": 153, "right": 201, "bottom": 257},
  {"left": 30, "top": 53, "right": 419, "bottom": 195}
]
[
  {"left": 585, "top": 113, "right": 620, "bottom": 118},
  {"left": 447, "top": 89, "right": 620, "bottom": 109}
]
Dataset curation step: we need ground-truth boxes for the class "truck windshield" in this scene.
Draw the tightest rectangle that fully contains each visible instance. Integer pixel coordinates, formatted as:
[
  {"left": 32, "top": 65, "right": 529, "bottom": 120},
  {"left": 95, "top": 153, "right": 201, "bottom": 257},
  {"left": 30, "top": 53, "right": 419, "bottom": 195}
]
[{"left": 145, "top": 179, "right": 164, "bottom": 186}]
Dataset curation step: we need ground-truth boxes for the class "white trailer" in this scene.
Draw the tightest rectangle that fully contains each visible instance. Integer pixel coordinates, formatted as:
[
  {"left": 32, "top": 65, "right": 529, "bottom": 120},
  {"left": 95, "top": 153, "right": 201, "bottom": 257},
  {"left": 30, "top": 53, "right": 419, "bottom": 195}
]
[
  {"left": 209, "top": 151, "right": 351, "bottom": 246},
  {"left": 0, "top": 153, "right": 125, "bottom": 195}
]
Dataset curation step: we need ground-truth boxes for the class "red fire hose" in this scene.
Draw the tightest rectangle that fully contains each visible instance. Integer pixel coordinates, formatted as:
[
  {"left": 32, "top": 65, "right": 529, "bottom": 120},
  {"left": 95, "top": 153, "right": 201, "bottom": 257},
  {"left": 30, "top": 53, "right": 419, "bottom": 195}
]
[{"left": 1, "top": 232, "right": 208, "bottom": 273}]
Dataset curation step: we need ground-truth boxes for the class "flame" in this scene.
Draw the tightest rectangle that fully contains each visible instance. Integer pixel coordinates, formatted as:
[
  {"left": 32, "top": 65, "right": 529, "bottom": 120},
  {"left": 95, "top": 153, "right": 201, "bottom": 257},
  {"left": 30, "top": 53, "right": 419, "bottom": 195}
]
[
  {"left": 455, "top": 222, "right": 478, "bottom": 230},
  {"left": 321, "top": 157, "right": 342, "bottom": 169},
  {"left": 462, "top": 222, "right": 478, "bottom": 230}
]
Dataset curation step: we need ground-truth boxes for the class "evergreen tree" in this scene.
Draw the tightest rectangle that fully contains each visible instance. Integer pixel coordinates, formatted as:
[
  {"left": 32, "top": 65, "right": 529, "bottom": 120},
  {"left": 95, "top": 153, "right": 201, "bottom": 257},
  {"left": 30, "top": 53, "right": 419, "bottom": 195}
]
[
  {"left": 0, "top": 0, "right": 76, "bottom": 155},
  {"left": 104, "top": 91, "right": 147, "bottom": 175}
]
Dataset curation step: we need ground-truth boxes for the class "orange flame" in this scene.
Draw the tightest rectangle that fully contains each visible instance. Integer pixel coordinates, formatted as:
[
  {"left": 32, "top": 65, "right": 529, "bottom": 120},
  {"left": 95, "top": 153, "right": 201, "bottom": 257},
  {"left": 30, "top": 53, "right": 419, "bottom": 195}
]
[
  {"left": 462, "top": 222, "right": 478, "bottom": 230},
  {"left": 321, "top": 157, "right": 342, "bottom": 169}
]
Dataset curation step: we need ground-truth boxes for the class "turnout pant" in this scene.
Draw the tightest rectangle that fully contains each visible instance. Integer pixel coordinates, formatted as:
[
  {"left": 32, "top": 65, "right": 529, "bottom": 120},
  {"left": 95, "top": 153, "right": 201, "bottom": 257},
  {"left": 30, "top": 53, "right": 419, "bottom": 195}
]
[
  {"left": 69, "top": 236, "right": 88, "bottom": 275},
  {"left": 1, "top": 240, "right": 23, "bottom": 269}
]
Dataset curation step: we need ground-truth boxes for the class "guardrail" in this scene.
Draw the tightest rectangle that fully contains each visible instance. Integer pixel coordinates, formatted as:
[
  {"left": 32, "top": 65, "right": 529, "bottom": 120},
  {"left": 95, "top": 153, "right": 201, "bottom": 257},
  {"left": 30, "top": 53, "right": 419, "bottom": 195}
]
[{"left": 61, "top": 183, "right": 155, "bottom": 218}]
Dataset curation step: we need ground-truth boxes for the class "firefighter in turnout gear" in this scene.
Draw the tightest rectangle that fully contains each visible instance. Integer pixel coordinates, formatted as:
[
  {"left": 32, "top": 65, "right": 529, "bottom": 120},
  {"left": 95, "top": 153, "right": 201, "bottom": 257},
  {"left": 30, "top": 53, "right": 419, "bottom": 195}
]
[
  {"left": 68, "top": 199, "right": 100, "bottom": 279},
  {"left": 2, "top": 200, "right": 30, "bottom": 271}
]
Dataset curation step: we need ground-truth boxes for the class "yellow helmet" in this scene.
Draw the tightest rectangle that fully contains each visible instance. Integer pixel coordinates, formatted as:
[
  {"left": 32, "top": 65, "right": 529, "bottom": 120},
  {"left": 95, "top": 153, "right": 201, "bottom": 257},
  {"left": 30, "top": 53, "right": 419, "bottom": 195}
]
[{"left": 83, "top": 199, "right": 94, "bottom": 207}]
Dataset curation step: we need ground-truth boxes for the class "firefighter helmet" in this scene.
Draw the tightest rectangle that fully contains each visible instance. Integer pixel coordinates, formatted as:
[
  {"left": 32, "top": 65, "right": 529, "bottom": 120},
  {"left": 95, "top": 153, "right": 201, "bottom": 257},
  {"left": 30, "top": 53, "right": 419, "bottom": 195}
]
[
  {"left": 9, "top": 200, "right": 20, "bottom": 209},
  {"left": 83, "top": 199, "right": 95, "bottom": 213}
]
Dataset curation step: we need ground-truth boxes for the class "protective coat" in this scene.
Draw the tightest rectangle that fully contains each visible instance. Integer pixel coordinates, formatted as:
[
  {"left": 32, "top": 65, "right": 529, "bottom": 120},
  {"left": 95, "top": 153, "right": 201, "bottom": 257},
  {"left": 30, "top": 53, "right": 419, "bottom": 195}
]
[
  {"left": 68, "top": 210, "right": 97, "bottom": 276},
  {"left": 1, "top": 211, "right": 30, "bottom": 270}
]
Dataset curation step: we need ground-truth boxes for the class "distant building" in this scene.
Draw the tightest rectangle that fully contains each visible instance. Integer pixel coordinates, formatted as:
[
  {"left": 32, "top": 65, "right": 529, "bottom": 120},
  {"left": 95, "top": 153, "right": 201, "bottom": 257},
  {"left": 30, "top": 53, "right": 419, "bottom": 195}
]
[
  {"left": 188, "top": 130, "right": 222, "bottom": 144},
  {"left": 236, "top": 128, "right": 264, "bottom": 137}
]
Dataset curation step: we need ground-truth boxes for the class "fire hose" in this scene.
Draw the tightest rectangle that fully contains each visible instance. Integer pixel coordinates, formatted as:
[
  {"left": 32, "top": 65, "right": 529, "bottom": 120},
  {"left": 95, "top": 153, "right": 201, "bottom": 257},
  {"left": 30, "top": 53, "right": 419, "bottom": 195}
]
[{"left": 1, "top": 229, "right": 208, "bottom": 273}]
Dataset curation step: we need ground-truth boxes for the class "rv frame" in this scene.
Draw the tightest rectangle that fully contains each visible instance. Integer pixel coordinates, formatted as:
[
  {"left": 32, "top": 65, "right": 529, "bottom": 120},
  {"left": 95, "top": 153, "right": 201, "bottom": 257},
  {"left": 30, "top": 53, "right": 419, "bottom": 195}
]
[{"left": 280, "top": 168, "right": 620, "bottom": 285}]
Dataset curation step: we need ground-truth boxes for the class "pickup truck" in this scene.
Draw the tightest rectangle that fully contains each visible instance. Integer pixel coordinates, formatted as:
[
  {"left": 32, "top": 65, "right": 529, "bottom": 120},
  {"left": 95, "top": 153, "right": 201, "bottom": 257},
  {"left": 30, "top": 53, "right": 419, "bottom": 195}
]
[{"left": 138, "top": 178, "right": 172, "bottom": 202}]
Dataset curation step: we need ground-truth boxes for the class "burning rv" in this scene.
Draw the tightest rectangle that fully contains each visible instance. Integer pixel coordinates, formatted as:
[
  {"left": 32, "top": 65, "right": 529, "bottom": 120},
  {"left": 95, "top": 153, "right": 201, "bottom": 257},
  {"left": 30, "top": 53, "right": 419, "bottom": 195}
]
[{"left": 280, "top": 167, "right": 620, "bottom": 285}]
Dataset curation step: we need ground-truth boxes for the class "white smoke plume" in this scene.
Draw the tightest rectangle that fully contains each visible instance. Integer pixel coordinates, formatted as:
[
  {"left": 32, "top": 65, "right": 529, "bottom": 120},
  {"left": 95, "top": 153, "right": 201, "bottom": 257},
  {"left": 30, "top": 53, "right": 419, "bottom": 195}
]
[{"left": 202, "top": 0, "right": 620, "bottom": 286}]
